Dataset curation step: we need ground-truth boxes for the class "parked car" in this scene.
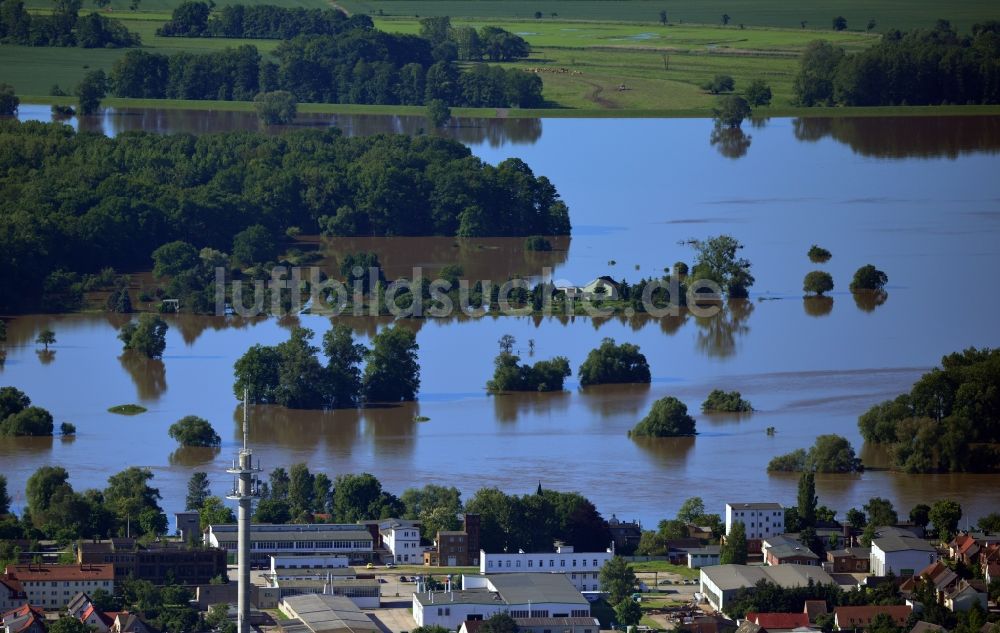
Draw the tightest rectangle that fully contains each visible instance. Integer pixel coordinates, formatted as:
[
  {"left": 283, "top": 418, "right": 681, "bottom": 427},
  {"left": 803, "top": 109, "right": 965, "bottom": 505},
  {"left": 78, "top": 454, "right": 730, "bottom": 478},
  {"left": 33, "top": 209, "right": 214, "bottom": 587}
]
[
  {"left": 385, "top": 562, "right": 397, "bottom": 568},
  {"left": 365, "top": 563, "right": 374, "bottom": 569}
]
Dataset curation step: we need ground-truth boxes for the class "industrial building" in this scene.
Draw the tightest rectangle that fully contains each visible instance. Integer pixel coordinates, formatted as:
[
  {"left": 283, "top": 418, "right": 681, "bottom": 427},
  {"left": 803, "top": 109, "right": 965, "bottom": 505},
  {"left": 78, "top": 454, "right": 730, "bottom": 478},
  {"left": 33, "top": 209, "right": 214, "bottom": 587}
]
[
  {"left": 699, "top": 564, "right": 836, "bottom": 611},
  {"left": 279, "top": 593, "right": 380, "bottom": 633},
  {"left": 478, "top": 544, "right": 612, "bottom": 591},
  {"left": 76, "top": 538, "right": 227, "bottom": 585},
  {"left": 412, "top": 573, "right": 591, "bottom": 629},
  {"left": 204, "top": 524, "right": 375, "bottom": 565},
  {"left": 870, "top": 536, "right": 937, "bottom": 576}
]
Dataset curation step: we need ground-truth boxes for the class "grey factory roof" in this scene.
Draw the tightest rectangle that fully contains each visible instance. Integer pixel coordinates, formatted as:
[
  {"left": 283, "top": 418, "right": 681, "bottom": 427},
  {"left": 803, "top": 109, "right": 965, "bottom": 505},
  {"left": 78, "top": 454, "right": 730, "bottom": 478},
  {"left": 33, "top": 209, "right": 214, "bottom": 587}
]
[
  {"left": 209, "top": 524, "right": 372, "bottom": 542},
  {"left": 872, "top": 536, "right": 936, "bottom": 553},
  {"left": 489, "top": 573, "right": 589, "bottom": 605},
  {"left": 414, "top": 573, "right": 587, "bottom": 607},
  {"left": 727, "top": 503, "right": 783, "bottom": 511},
  {"left": 280, "top": 594, "right": 379, "bottom": 633},
  {"left": 700, "top": 564, "right": 835, "bottom": 592},
  {"left": 769, "top": 544, "right": 820, "bottom": 561}
]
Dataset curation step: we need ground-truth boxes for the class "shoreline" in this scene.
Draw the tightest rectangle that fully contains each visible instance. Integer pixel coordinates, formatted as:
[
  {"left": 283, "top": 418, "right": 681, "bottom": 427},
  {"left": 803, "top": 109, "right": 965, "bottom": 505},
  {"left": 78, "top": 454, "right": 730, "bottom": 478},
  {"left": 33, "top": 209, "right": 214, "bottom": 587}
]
[{"left": 21, "top": 96, "right": 1000, "bottom": 120}]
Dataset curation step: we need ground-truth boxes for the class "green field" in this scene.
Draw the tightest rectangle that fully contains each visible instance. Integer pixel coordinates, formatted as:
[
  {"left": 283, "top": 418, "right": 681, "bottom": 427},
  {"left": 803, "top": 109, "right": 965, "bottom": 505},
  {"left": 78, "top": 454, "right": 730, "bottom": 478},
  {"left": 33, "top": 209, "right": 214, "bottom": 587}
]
[
  {"left": 343, "top": 0, "right": 1000, "bottom": 32},
  {"left": 3, "top": 0, "right": 1000, "bottom": 117}
]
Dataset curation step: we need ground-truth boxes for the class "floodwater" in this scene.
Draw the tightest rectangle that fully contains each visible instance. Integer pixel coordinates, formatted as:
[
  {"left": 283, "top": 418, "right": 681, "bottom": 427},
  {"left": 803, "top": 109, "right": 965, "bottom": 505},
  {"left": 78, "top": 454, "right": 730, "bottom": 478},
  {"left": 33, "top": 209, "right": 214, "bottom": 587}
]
[{"left": 3, "top": 110, "right": 1000, "bottom": 528}]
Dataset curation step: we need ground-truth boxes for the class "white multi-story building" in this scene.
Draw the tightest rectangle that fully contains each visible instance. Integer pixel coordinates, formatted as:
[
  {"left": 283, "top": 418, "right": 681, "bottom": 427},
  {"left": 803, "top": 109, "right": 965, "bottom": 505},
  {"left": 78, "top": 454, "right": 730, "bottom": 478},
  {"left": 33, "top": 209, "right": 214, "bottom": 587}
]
[
  {"left": 205, "top": 524, "right": 374, "bottom": 565},
  {"left": 413, "top": 573, "right": 591, "bottom": 630},
  {"left": 0, "top": 574, "right": 26, "bottom": 613},
  {"left": 3, "top": 565, "right": 114, "bottom": 609},
  {"left": 479, "top": 545, "right": 612, "bottom": 592},
  {"left": 380, "top": 521, "right": 422, "bottom": 564},
  {"left": 870, "top": 536, "right": 937, "bottom": 576},
  {"left": 725, "top": 503, "right": 784, "bottom": 541}
]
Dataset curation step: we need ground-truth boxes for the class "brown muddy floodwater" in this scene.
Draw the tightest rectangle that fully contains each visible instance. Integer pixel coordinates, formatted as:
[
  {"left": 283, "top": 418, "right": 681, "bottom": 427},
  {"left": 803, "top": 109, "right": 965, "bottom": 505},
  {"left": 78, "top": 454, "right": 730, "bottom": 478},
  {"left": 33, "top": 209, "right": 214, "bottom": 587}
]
[{"left": 2, "top": 111, "right": 1000, "bottom": 526}]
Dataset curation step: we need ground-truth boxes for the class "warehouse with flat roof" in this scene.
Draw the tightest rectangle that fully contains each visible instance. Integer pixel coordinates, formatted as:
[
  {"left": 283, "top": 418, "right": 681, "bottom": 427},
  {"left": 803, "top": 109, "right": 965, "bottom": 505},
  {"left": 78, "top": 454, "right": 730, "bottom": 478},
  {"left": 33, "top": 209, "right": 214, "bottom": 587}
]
[{"left": 699, "top": 564, "right": 836, "bottom": 611}]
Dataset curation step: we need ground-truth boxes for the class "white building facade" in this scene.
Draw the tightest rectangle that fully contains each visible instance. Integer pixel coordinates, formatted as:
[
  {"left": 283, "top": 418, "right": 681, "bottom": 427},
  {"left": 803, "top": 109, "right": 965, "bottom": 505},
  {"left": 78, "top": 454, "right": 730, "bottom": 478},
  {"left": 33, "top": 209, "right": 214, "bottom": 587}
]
[
  {"left": 381, "top": 522, "right": 422, "bottom": 564},
  {"left": 4, "top": 565, "right": 114, "bottom": 610},
  {"left": 478, "top": 545, "right": 612, "bottom": 592},
  {"left": 412, "top": 574, "right": 591, "bottom": 630},
  {"left": 870, "top": 537, "right": 937, "bottom": 576},
  {"left": 205, "top": 524, "right": 374, "bottom": 564},
  {"left": 725, "top": 503, "right": 784, "bottom": 541}
]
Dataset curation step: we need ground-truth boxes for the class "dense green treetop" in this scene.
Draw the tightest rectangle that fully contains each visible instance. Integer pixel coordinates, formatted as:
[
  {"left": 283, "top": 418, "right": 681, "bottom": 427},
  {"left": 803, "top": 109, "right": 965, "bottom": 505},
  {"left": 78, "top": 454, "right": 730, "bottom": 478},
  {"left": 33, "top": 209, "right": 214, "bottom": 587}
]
[
  {"left": 768, "top": 434, "right": 862, "bottom": 473},
  {"left": 168, "top": 416, "right": 221, "bottom": 447},
  {"left": 0, "top": 121, "right": 568, "bottom": 311},
  {"left": 701, "top": 389, "right": 753, "bottom": 413},
  {"left": 577, "top": 338, "right": 651, "bottom": 386},
  {"left": 858, "top": 347, "right": 1000, "bottom": 472},
  {"left": 631, "top": 396, "right": 696, "bottom": 437}
]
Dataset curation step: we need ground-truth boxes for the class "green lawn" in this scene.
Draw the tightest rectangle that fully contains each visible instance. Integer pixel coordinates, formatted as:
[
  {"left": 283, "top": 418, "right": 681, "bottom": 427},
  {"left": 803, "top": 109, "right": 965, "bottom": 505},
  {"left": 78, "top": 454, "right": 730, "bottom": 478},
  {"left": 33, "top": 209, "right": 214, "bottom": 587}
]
[
  {"left": 343, "top": 0, "right": 1000, "bottom": 32},
  {"left": 629, "top": 560, "right": 700, "bottom": 578}
]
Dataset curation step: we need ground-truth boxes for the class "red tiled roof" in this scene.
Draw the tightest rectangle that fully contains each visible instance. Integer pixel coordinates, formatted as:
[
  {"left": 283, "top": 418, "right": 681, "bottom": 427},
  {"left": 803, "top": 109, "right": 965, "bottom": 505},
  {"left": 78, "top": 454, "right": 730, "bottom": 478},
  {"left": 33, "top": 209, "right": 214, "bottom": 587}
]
[
  {"left": 5, "top": 564, "right": 114, "bottom": 581},
  {"left": 1, "top": 604, "right": 46, "bottom": 633},
  {"left": 746, "top": 613, "right": 811, "bottom": 629},
  {"left": 834, "top": 606, "right": 912, "bottom": 627},
  {"left": 0, "top": 574, "right": 24, "bottom": 593}
]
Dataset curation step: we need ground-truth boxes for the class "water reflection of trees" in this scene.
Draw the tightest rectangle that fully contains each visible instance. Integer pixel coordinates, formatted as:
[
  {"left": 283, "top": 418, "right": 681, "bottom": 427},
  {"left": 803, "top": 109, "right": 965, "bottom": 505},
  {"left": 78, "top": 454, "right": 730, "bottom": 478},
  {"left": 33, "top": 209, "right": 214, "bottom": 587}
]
[
  {"left": 118, "top": 351, "right": 167, "bottom": 401},
  {"left": 694, "top": 299, "right": 753, "bottom": 358},
  {"left": 853, "top": 290, "right": 888, "bottom": 313},
  {"left": 317, "top": 236, "right": 570, "bottom": 282},
  {"left": 492, "top": 391, "right": 571, "bottom": 423},
  {"left": 793, "top": 116, "right": 1000, "bottom": 158},
  {"left": 169, "top": 446, "right": 220, "bottom": 467},
  {"left": 241, "top": 402, "right": 417, "bottom": 456},
  {"left": 803, "top": 296, "right": 834, "bottom": 318},
  {"left": 631, "top": 436, "right": 695, "bottom": 467},
  {"left": 87, "top": 108, "right": 544, "bottom": 146},
  {"left": 710, "top": 126, "right": 752, "bottom": 159},
  {"left": 36, "top": 350, "right": 56, "bottom": 365},
  {"left": 577, "top": 383, "right": 651, "bottom": 419}
]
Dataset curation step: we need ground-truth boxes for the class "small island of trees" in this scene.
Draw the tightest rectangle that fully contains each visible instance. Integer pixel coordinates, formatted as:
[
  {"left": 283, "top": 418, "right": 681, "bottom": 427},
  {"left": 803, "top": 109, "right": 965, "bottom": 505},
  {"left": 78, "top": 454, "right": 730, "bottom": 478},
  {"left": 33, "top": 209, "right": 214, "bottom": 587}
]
[
  {"left": 0, "top": 387, "right": 54, "bottom": 437},
  {"left": 850, "top": 264, "right": 888, "bottom": 292},
  {"left": 578, "top": 338, "right": 651, "bottom": 387},
  {"left": 858, "top": 347, "right": 1000, "bottom": 473},
  {"left": 803, "top": 271, "right": 834, "bottom": 296},
  {"left": 168, "top": 416, "right": 222, "bottom": 448},
  {"left": 487, "top": 335, "right": 570, "bottom": 393},
  {"left": 808, "top": 245, "right": 832, "bottom": 263},
  {"left": 767, "top": 434, "right": 863, "bottom": 473},
  {"left": 701, "top": 389, "right": 753, "bottom": 413},
  {"left": 119, "top": 314, "right": 169, "bottom": 359},
  {"left": 234, "top": 324, "right": 419, "bottom": 409},
  {"left": 630, "top": 396, "right": 696, "bottom": 437}
]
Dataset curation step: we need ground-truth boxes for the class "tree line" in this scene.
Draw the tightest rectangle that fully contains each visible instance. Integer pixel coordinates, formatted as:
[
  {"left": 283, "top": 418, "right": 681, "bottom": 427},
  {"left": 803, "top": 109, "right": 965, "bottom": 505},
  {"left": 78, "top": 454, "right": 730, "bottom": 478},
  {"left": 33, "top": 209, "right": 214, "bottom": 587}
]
[
  {"left": 794, "top": 21, "right": 1000, "bottom": 107},
  {"left": 0, "top": 0, "right": 139, "bottom": 47},
  {"left": 0, "top": 121, "right": 568, "bottom": 311},
  {"left": 157, "top": 2, "right": 372, "bottom": 39},
  {"left": 189, "top": 468, "right": 612, "bottom": 553},
  {"left": 109, "top": 21, "right": 542, "bottom": 107},
  {"left": 858, "top": 347, "right": 1000, "bottom": 473}
]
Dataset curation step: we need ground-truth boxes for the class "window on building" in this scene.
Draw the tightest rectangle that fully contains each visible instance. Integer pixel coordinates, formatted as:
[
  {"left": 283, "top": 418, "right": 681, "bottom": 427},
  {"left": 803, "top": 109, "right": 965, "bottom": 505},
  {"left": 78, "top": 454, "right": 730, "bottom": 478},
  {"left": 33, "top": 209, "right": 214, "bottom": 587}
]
[
  {"left": 528, "top": 560, "right": 533, "bottom": 568},
  {"left": 560, "top": 560, "right": 565, "bottom": 567},
  {"left": 516, "top": 561, "right": 521, "bottom": 568}
]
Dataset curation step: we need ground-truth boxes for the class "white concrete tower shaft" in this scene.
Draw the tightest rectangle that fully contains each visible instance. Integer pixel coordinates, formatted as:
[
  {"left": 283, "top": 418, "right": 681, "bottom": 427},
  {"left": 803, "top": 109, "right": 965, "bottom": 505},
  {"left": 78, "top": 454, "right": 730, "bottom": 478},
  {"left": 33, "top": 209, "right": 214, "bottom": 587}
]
[{"left": 226, "top": 391, "right": 261, "bottom": 633}]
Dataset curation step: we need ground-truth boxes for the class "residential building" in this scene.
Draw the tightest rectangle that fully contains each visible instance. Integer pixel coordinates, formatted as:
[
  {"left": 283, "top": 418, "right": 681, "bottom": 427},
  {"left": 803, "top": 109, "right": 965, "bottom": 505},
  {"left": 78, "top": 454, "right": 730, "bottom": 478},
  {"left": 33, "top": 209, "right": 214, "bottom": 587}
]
[
  {"left": 580, "top": 277, "right": 621, "bottom": 299},
  {"left": 699, "top": 564, "right": 835, "bottom": 612},
  {"left": 606, "top": 515, "right": 642, "bottom": 555},
  {"left": 1, "top": 604, "right": 46, "bottom": 633},
  {"left": 460, "top": 617, "right": 600, "bottom": 633},
  {"left": 763, "top": 536, "right": 819, "bottom": 566},
  {"left": 0, "top": 575, "right": 26, "bottom": 613},
  {"left": 279, "top": 593, "right": 380, "bottom": 633},
  {"left": 803, "top": 600, "right": 828, "bottom": 623},
  {"left": 479, "top": 545, "right": 612, "bottom": 592},
  {"left": 3, "top": 564, "right": 113, "bottom": 610},
  {"left": 412, "top": 573, "right": 591, "bottom": 630},
  {"left": 743, "top": 612, "right": 811, "bottom": 632},
  {"left": 380, "top": 520, "right": 422, "bottom": 564},
  {"left": 943, "top": 580, "right": 987, "bottom": 612},
  {"left": 67, "top": 593, "right": 114, "bottom": 633},
  {"left": 833, "top": 606, "right": 911, "bottom": 630},
  {"left": 174, "top": 512, "right": 200, "bottom": 544},
  {"left": 985, "top": 562, "right": 1000, "bottom": 584},
  {"left": 725, "top": 504, "right": 784, "bottom": 553},
  {"left": 205, "top": 524, "right": 374, "bottom": 565},
  {"left": 77, "top": 539, "right": 226, "bottom": 585},
  {"left": 826, "top": 548, "right": 870, "bottom": 573},
  {"left": 870, "top": 536, "right": 937, "bottom": 576},
  {"left": 908, "top": 622, "right": 945, "bottom": 633},
  {"left": 109, "top": 613, "right": 158, "bottom": 633},
  {"left": 425, "top": 515, "right": 480, "bottom": 567},
  {"left": 687, "top": 546, "right": 721, "bottom": 569}
]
